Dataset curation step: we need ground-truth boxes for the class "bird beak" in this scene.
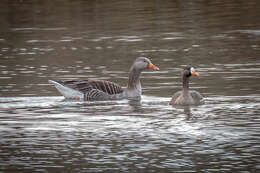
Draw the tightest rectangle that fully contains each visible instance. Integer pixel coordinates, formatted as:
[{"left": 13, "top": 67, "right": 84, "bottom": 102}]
[
  {"left": 148, "top": 63, "right": 160, "bottom": 70},
  {"left": 192, "top": 71, "right": 199, "bottom": 76}
]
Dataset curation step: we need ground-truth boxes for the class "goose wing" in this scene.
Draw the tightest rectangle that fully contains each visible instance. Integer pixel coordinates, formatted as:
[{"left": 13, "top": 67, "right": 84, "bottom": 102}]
[
  {"left": 190, "top": 90, "right": 204, "bottom": 104},
  {"left": 170, "top": 90, "right": 182, "bottom": 105},
  {"left": 56, "top": 79, "right": 123, "bottom": 95}
]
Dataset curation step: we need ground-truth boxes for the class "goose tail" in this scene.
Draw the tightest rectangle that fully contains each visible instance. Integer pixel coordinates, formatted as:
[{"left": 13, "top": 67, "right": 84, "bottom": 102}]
[{"left": 48, "top": 80, "right": 84, "bottom": 100}]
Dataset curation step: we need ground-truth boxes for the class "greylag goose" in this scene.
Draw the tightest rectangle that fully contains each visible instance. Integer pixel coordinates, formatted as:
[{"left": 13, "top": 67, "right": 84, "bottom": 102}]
[
  {"left": 170, "top": 67, "right": 204, "bottom": 105},
  {"left": 49, "top": 57, "right": 159, "bottom": 101}
]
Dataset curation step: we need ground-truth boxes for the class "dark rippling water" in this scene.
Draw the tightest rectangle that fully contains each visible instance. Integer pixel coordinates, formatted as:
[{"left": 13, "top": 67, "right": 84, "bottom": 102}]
[{"left": 0, "top": 1, "right": 260, "bottom": 172}]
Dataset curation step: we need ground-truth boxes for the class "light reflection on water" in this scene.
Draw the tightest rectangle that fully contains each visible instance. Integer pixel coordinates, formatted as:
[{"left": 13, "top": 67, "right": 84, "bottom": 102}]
[
  {"left": 0, "top": 95, "right": 259, "bottom": 172},
  {"left": 0, "top": 0, "right": 260, "bottom": 172}
]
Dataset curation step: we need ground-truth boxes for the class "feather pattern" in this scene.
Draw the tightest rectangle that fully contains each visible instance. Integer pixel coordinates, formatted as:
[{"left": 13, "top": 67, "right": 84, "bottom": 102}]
[
  {"left": 49, "top": 57, "right": 159, "bottom": 101},
  {"left": 53, "top": 79, "right": 123, "bottom": 100}
]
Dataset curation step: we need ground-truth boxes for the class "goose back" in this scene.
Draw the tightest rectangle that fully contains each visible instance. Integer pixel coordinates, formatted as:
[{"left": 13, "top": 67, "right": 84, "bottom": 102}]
[
  {"left": 56, "top": 79, "right": 124, "bottom": 95},
  {"left": 170, "top": 90, "right": 204, "bottom": 105}
]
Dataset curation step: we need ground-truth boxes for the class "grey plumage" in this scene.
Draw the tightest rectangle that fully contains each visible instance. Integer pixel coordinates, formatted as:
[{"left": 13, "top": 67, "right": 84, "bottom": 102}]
[
  {"left": 58, "top": 79, "right": 123, "bottom": 95},
  {"left": 170, "top": 67, "right": 204, "bottom": 105},
  {"left": 51, "top": 79, "right": 123, "bottom": 101},
  {"left": 170, "top": 90, "right": 204, "bottom": 105},
  {"left": 49, "top": 57, "right": 159, "bottom": 101}
]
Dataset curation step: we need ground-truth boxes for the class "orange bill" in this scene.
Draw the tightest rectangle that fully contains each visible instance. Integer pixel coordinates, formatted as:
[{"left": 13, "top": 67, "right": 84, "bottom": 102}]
[
  {"left": 192, "top": 71, "right": 199, "bottom": 76},
  {"left": 149, "top": 63, "right": 160, "bottom": 70}
]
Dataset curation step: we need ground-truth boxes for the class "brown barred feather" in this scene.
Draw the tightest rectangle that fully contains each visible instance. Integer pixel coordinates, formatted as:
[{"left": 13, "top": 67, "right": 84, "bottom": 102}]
[{"left": 58, "top": 79, "right": 123, "bottom": 96}]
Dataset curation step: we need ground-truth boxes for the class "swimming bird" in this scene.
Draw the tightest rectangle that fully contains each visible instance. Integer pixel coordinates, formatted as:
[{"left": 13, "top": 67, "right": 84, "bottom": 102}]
[
  {"left": 49, "top": 57, "right": 159, "bottom": 101},
  {"left": 170, "top": 67, "right": 204, "bottom": 105}
]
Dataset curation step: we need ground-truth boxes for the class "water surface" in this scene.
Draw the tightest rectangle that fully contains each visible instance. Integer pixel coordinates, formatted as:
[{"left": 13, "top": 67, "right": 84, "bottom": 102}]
[{"left": 0, "top": 0, "right": 260, "bottom": 172}]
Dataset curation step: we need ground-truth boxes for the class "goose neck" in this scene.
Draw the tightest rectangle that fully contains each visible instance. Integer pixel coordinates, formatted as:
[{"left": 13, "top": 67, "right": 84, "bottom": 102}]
[
  {"left": 127, "top": 67, "right": 141, "bottom": 90},
  {"left": 182, "top": 75, "right": 190, "bottom": 93}
]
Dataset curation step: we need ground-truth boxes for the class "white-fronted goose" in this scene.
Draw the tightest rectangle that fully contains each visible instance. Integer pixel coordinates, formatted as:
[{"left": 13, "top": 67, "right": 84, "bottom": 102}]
[
  {"left": 170, "top": 67, "right": 204, "bottom": 105},
  {"left": 49, "top": 57, "right": 159, "bottom": 101}
]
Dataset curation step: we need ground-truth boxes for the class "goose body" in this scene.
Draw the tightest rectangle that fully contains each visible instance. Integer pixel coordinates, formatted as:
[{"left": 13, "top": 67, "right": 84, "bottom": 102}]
[
  {"left": 170, "top": 67, "right": 204, "bottom": 105},
  {"left": 48, "top": 79, "right": 123, "bottom": 100},
  {"left": 49, "top": 57, "right": 159, "bottom": 101}
]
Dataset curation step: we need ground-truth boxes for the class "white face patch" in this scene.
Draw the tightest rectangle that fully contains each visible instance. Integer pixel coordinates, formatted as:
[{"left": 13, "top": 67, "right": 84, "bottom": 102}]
[{"left": 190, "top": 67, "right": 195, "bottom": 73}]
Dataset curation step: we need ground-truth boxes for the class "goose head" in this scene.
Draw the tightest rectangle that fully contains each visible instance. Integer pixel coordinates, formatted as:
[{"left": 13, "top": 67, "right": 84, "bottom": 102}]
[
  {"left": 132, "top": 57, "right": 159, "bottom": 71},
  {"left": 183, "top": 66, "right": 199, "bottom": 78}
]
